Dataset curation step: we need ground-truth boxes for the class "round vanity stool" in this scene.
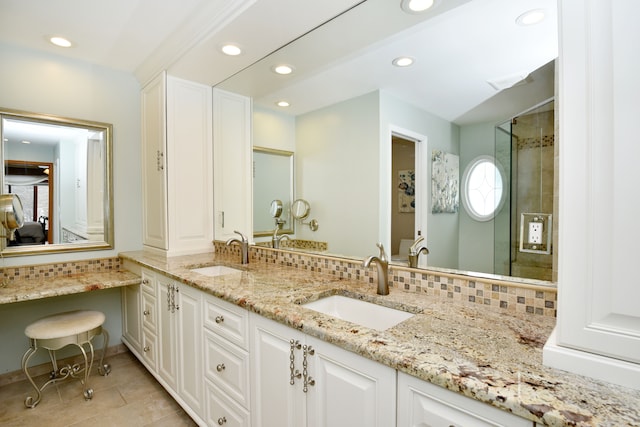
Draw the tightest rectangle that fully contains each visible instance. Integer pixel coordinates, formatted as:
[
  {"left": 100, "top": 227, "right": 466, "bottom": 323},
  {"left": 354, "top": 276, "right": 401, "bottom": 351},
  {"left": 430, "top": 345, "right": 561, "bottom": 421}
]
[{"left": 21, "top": 310, "right": 111, "bottom": 408}]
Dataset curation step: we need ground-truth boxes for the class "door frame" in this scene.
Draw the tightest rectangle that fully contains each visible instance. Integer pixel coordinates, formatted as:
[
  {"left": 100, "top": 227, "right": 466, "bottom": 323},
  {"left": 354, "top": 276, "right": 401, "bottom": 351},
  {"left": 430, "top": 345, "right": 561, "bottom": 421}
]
[{"left": 384, "top": 125, "right": 428, "bottom": 267}]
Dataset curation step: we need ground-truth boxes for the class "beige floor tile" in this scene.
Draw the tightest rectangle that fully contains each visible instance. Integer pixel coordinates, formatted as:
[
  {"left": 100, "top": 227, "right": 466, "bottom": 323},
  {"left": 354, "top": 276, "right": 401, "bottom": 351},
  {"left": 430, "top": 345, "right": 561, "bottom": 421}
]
[{"left": 0, "top": 351, "right": 195, "bottom": 427}]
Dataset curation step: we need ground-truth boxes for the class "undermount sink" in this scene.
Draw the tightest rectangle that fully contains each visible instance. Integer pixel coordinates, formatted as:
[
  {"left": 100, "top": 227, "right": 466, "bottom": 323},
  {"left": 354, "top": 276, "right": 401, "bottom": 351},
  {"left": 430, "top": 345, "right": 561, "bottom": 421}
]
[
  {"left": 302, "top": 295, "right": 414, "bottom": 331},
  {"left": 190, "top": 265, "right": 242, "bottom": 277}
]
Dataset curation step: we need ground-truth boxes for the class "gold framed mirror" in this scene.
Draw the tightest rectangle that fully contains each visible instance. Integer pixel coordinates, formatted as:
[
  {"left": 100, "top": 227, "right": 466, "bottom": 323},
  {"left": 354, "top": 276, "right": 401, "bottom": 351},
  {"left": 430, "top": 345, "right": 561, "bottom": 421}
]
[{"left": 0, "top": 108, "right": 114, "bottom": 256}]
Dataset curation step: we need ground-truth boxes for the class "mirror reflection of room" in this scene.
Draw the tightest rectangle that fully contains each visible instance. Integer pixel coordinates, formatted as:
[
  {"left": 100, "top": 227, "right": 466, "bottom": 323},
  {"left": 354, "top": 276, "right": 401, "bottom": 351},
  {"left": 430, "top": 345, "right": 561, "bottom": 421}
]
[
  {"left": 233, "top": 0, "right": 558, "bottom": 283},
  {"left": 1, "top": 114, "right": 109, "bottom": 250}
]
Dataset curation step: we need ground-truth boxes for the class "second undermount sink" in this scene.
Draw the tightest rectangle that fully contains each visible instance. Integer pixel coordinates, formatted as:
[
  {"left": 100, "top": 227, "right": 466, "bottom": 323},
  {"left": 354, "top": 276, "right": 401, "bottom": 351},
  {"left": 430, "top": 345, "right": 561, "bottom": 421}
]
[
  {"left": 302, "top": 295, "right": 414, "bottom": 331},
  {"left": 190, "top": 265, "right": 242, "bottom": 277}
]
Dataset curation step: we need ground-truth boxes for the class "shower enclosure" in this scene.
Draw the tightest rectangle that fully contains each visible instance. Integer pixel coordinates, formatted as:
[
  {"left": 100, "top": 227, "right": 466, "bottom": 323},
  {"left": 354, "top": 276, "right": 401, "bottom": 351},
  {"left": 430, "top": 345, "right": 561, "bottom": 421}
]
[{"left": 494, "top": 99, "right": 556, "bottom": 281}]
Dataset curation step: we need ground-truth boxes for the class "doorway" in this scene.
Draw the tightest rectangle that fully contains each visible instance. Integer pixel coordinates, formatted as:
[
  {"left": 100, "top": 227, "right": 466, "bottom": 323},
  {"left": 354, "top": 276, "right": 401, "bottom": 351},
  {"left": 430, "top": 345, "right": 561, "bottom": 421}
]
[{"left": 391, "top": 135, "right": 416, "bottom": 261}]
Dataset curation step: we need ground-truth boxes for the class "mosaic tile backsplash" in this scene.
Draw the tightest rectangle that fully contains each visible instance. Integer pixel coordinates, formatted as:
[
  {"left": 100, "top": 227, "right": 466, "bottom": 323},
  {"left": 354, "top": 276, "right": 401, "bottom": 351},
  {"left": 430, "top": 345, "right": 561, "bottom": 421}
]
[
  {"left": 215, "top": 241, "right": 557, "bottom": 317},
  {"left": 1, "top": 257, "right": 121, "bottom": 282}
]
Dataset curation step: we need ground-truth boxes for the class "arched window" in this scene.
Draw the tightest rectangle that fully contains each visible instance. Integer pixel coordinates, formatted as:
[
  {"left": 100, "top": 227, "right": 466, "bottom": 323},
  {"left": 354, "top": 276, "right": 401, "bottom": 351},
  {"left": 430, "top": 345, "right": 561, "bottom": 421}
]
[{"left": 461, "top": 155, "right": 506, "bottom": 221}]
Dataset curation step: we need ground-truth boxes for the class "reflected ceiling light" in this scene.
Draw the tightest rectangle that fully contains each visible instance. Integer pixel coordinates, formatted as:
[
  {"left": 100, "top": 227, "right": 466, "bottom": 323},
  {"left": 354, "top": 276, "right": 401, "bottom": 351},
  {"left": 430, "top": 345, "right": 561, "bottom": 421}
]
[
  {"left": 392, "top": 56, "right": 414, "bottom": 67},
  {"left": 21, "top": 140, "right": 31, "bottom": 144},
  {"left": 401, "top": 0, "right": 435, "bottom": 14},
  {"left": 49, "top": 36, "right": 73, "bottom": 48},
  {"left": 221, "top": 44, "right": 242, "bottom": 56},
  {"left": 276, "top": 101, "right": 290, "bottom": 107},
  {"left": 273, "top": 64, "right": 294, "bottom": 75},
  {"left": 516, "top": 9, "right": 546, "bottom": 26}
]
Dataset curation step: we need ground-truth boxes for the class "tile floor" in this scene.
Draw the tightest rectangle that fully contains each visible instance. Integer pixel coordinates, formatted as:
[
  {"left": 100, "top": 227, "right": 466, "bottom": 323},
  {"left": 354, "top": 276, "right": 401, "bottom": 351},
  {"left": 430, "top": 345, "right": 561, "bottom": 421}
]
[{"left": 0, "top": 351, "right": 197, "bottom": 427}]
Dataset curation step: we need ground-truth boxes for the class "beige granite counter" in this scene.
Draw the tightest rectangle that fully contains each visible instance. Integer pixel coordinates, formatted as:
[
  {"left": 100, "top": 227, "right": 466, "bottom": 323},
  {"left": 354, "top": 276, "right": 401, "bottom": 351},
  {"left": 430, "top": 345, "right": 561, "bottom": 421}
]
[
  {"left": 120, "top": 251, "right": 640, "bottom": 427},
  {"left": 0, "top": 270, "right": 141, "bottom": 304}
]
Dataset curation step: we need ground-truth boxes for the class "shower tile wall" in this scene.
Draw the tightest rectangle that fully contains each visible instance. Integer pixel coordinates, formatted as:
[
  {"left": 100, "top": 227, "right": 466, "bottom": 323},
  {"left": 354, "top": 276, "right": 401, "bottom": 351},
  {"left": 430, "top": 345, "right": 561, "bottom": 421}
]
[{"left": 511, "top": 107, "right": 555, "bottom": 281}]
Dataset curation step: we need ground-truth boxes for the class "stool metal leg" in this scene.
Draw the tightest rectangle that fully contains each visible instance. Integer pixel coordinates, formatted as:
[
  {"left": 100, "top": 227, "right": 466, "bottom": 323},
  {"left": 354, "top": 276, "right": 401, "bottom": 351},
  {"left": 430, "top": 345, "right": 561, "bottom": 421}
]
[
  {"left": 21, "top": 343, "right": 43, "bottom": 408},
  {"left": 97, "top": 328, "right": 111, "bottom": 376}
]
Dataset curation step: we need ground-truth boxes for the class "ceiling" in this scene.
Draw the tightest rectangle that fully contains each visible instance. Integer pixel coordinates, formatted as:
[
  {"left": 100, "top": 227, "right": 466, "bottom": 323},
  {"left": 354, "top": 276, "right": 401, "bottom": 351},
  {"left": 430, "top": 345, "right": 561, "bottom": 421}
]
[
  {"left": 0, "top": 0, "right": 558, "bottom": 125},
  {"left": 217, "top": 0, "right": 558, "bottom": 124}
]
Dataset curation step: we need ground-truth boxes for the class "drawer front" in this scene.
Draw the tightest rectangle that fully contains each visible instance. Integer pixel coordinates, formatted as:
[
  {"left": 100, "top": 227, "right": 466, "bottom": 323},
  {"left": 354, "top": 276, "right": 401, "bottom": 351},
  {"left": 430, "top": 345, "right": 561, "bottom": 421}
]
[
  {"left": 205, "top": 379, "right": 250, "bottom": 427},
  {"left": 203, "top": 295, "right": 248, "bottom": 349},
  {"left": 141, "top": 268, "right": 156, "bottom": 296},
  {"left": 141, "top": 329, "right": 157, "bottom": 371},
  {"left": 141, "top": 291, "right": 157, "bottom": 333},
  {"left": 204, "top": 329, "right": 249, "bottom": 408}
]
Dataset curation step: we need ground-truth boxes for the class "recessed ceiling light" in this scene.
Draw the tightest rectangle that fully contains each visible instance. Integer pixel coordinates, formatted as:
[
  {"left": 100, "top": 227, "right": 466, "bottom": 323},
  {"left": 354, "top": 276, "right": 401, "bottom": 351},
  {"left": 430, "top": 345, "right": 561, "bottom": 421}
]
[
  {"left": 516, "top": 9, "right": 546, "bottom": 26},
  {"left": 221, "top": 44, "right": 242, "bottom": 56},
  {"left": 392, "top": 57, "right": 414, "bottom": 67},
  {"left": 273, "top": 64, "right": 294, "bottom": 75},
  {"left": 276, "top": 101, "right": 290, "bottom": 107},
  {"left": 49, "top": 36, "right": 73, "bottom": 48},
  {"left": 400, "top": 0, "right": 435, "bottom": 14}
]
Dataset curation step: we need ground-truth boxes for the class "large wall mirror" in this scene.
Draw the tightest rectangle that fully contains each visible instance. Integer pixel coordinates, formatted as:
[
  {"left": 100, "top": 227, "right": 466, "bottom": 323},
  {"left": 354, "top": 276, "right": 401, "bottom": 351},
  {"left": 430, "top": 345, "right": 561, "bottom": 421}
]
[
  {"left": 0, "top": 108, "right": 113, "bottom": 256},
  {"left": 217, "top": 0, "right": 558, "bottom": 286}
]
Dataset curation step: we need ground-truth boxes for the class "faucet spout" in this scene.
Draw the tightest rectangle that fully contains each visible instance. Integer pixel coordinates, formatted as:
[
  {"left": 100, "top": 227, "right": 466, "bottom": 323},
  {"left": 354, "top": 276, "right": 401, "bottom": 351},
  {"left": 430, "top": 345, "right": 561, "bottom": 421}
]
[
  {"left": 272, "top": 228, "right": 290, "bottom": 249},
  {"left": 363, "top": 243, "right": 389, "bottom": 295},
  {"left": 226, "top": 230, "right": 250, "bottom": 264},
  {"left": 408, "top": 236, "right": 429, "bottom": 268}
]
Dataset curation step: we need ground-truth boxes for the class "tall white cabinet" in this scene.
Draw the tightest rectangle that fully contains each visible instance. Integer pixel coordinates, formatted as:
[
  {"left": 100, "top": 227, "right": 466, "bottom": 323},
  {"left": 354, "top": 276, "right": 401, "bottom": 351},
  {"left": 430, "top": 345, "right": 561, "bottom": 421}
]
[
  {"left": 141, "top": 72, "right": 214, "bottom": 256},
  {"left": 212, "top": 88, "right": 253, "bottom": 242},
  {"left": 543, "top": 0, "right": 640, "bottom": 389}
]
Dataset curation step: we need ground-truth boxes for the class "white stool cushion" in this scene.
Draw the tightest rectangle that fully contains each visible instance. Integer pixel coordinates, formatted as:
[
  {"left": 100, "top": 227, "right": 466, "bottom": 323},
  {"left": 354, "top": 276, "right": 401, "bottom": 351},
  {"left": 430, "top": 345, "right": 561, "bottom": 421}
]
[{"left": 25, "top": 310, "right": 105, "bottom": 340}]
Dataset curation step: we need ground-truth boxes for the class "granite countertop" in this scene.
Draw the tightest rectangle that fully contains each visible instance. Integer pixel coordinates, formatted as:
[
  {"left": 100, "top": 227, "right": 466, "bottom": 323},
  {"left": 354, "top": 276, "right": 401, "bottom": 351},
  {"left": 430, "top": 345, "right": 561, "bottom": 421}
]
[
  {"left": 120, "top": 251, "right": 640, "bottom": 427},
  {"left": 0, "top": 270, "right": 141, "bottom": 304}
]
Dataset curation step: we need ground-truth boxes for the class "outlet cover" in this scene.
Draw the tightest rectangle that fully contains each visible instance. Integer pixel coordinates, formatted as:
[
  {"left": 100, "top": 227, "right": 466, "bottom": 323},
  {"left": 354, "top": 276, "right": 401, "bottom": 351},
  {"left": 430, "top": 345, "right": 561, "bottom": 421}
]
[{"left": 520, "top": 213, "right": 552, "bottom": 254}]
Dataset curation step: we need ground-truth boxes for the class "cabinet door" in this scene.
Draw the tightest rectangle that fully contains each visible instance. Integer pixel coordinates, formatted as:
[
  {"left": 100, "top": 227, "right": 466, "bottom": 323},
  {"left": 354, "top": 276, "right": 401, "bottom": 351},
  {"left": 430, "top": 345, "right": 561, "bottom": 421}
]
[
  {"left": 306, "top": 335, "right": 396, "bottom": 427},
  {"left": 121, "top": 285, "right": 141, "bottom": 352},
  {"left": 166, "top": 76, "right": 213, "bottom": 256},
  {"left": 250, "top": 314, "right": 306, "bottom": 427},
  {"left": 213, "top": 88, "right": 252, "bottom": 241},
  {"left": 177, "top": 284, "right": 204, "bottom": 417},
  {"left": 397, "top": 372, "right": 532, "bottom": 427},
  {"left": 141, "top": 72, "right": 168, "bottom": 250},
  {"left": 157, "top": 275, "right": 178, "bottom": 390}
]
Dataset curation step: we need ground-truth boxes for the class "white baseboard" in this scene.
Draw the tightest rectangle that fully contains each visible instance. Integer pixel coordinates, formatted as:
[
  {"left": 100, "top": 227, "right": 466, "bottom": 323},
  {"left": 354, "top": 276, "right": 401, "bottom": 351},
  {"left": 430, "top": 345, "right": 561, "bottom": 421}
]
[{"left": 543, "top": 328, "right": 640, "bottom": 390}]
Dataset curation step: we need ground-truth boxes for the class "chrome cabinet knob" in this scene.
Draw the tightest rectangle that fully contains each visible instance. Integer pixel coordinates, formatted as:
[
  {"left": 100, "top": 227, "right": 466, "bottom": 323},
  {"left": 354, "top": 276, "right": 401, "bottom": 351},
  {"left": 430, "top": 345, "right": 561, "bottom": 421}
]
[
  {"left": 216, "top": 363, "right": 225, "bottom": 372},
  {"left": 143, "top": 310, "right": 150, "bottom": 316},
  {"left": 143, "top": 346, "right": 150, "bottom": 352},
  {"left": 217, "top": 416, "right": 227, "bottom": 425},
  {"left": 215, "top": 315, "right": 224, "bottom": 323}
]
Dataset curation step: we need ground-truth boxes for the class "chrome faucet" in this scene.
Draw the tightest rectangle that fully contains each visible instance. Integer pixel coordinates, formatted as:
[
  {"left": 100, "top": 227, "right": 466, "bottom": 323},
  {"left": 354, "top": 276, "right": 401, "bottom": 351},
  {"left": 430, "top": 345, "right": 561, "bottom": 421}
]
[
  {"left": 226, "top": 230, "right": 249, "bottom": 264},
  {"left": 408, "top": 236, "right": 429, "bottom": 268},
  {"left": 363, "top": 243, "right": 389, "bottom": 295},
  {"left": 272, "top": 228, "right": 290, "bottom": 249}
]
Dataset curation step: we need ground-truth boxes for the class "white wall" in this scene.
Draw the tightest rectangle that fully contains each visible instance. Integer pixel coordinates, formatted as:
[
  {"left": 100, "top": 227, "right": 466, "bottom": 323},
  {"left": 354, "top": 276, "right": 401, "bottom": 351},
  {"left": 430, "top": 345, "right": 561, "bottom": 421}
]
[
  {"left": 253, "top": 106, "right": 296, "bottom": 152},
  {"left": 380, "top": 91, "right": 460, "bottom": 269},
  {"left": 0, "top": 43, "right": 142, "bottom": 373},
  {"left": 295, "top": 91, "right": 380, "bottom": 257},
  {"left": 458, "top": 122, "right": 499, "bottom": 273}
]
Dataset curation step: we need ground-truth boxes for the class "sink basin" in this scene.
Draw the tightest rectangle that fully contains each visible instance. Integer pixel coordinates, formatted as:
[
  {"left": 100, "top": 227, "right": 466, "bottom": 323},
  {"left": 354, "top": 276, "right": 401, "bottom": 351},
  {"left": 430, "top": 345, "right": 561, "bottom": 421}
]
[
  {"left": 190, "top": 265, "right": 242, "bottom": 277},
  {"left": 302, "top": 295, "right": 414, "bottom": 331}
]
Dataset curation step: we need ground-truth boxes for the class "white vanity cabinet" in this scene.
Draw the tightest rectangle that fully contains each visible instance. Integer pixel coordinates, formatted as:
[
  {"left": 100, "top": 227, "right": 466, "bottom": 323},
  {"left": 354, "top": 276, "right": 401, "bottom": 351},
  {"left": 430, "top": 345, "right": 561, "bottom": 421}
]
[
  {"left": 141, "top": 72, "right": 214, "bottom": 257},
  {"left": 203, "top": 293, "right": 251, "bottom": 427},
  {"left": 122, "top": 268, "right": 205, "bottom": 424},
  {"left": 397, "top": 372, "right": 533, "bottom": 427},
  {"left": 250, "top": 314, "right": 396, "bottom": 427},
  {"left": 212, "top": 88, "right": 252, "bottom": 242}
]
